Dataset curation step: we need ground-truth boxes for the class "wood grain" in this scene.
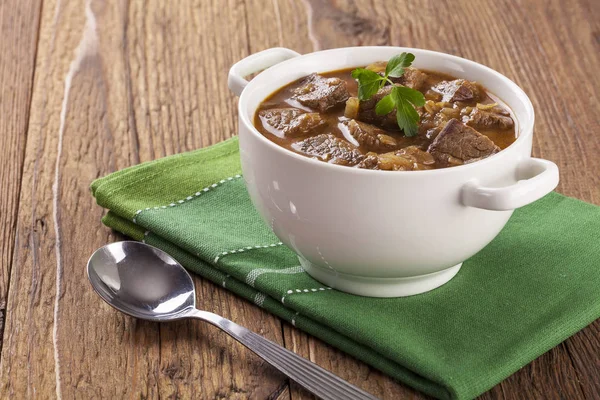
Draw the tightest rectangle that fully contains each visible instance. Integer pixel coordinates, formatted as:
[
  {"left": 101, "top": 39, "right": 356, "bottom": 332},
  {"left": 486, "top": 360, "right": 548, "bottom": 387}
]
[
  {"left": 0, "top": 0, "right": 43, "bottom": 351},
  {"left": 0, "top": 0, "right": 287, "bottom": 398},
  {"left": 0, "top": 0, "right": 599, "bottom": 399}
]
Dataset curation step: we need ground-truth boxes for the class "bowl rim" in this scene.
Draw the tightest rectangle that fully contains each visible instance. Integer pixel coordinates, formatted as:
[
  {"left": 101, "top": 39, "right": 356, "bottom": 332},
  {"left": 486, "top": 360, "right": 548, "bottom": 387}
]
[{"left": 237, "top": 46, "right": 535, "bottom": 175}]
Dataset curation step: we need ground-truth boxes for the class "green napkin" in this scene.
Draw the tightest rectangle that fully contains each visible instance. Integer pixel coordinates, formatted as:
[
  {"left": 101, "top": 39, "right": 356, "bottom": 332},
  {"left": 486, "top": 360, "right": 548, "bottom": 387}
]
[{"left": 91, "top": 137, "right": 600, "bottom": 400}]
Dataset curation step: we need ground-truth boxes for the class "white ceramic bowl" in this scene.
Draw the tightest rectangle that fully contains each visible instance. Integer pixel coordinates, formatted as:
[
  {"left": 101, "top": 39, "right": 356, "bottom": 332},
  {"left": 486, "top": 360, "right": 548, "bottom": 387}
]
[{"left": 228, "top": 47, "right": 559, "bottom": 297}]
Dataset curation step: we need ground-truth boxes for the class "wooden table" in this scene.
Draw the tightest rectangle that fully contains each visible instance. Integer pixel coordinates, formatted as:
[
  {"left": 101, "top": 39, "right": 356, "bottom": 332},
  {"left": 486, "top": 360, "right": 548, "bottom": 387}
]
[{"left": 1, "top": 0, "right": 598, "bottom": 398}]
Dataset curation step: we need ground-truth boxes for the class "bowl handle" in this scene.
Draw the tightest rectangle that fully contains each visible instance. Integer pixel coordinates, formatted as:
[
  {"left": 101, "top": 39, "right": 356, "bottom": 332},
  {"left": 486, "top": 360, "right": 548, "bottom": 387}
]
[
  {"left": 461, "top": 158, "right": 559, "bottom": 211},
  {"left": 228, "top": 47, "right": 301, "bottom": 96}
]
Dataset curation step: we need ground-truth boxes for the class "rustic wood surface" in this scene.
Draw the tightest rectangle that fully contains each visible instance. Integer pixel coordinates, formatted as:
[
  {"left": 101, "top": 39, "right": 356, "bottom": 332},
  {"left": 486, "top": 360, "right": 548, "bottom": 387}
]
[{"left": 0, "top": 0, "right": 598, "bottom": 399}]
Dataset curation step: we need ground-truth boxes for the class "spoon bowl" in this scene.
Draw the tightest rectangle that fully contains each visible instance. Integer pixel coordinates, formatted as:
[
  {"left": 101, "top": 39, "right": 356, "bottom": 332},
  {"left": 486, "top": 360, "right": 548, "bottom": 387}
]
[
  {"left": 87, "top": 241, "right": 378, "bottom": 400},
  {"left": 87, "top": 241, "right": 196, "bottom": 321}
]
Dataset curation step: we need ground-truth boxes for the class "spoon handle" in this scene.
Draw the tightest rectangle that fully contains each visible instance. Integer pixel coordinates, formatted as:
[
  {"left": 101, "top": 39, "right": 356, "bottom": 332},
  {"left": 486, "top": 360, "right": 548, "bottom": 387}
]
[{"left": 188, "top": 309, "right": 379, "bottom": 400}]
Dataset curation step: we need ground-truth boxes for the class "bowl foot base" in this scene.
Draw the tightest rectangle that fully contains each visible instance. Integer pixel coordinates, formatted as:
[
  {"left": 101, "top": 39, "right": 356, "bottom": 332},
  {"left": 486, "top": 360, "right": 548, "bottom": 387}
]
[{"left": 298, "top": 258, "right": 462, "bottom": 298}]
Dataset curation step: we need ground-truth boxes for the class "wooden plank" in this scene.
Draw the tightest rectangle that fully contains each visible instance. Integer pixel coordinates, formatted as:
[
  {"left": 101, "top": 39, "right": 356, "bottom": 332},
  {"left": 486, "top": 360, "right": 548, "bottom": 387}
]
[
  {"left": 279, "top": 0, "right": 600, "bottom": 399},
  {"left": 0, "top": 0, "right": 43, "bottom": 350},
  {"left": 0, "top": 0, "right": 300, "bottom": 398}
]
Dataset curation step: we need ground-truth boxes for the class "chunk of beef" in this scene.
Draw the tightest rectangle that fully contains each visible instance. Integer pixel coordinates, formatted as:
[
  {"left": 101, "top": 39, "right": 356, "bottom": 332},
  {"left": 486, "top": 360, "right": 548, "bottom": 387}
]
[
  {"left": 344, "top": 86, "right": 397, "bottom": 129},
  {"left": 465, "top": 108, "right": 514, "bottom": 130},
  {"left": 389, "top": 67, "right": 428, "bottom": 90},
  {"left": 432, "top": 79, "right": 483, "bottom": 103},
  {"left": 259, "top": 108, "right": 302, "bottom": 130},
  {"left": 427, "top": 119, "right": 500, "bottom": 167},
  {"left": 376, "top": 146, "right": 436, "bottom": 171},
  {"left": 292, "top": 134, "right": 365, "bottom": 166},
  {"left": 356, "top": 153, "right": 379, "bottom": 169},
  {"left": 258, "top": 108, "right": 326, "bottom": 138},
  {"left": 342, "top": 119, "right": 397, "bottom": 151},
  {"left": 292, "top": 73, "right": 349, "bottom": 112}
]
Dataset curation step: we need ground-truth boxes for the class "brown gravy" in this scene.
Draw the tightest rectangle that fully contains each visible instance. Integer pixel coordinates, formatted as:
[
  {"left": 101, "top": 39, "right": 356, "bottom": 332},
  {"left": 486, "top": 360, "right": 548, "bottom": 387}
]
[{"left": 254, "top": 67, "right": 517, "bottom": 170}]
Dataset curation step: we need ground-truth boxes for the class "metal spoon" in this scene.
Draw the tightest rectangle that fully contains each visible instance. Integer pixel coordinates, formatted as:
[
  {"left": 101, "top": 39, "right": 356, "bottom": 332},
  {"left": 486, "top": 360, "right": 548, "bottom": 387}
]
[{"left": 87, "top": 241, "right": 378, "bottom": 400}]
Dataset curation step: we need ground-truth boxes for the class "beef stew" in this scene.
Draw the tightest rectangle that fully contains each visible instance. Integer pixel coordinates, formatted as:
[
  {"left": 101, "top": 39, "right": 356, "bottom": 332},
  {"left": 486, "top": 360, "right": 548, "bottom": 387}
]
[{"left": 254, "top": 65, "right": 516, "bottom": 170}]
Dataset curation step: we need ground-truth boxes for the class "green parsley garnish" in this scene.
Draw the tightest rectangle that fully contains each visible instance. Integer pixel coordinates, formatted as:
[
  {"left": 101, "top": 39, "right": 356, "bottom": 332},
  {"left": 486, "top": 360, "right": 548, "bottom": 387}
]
[{"left": 351, "top": 53, "right": 425, "bottom": 137}]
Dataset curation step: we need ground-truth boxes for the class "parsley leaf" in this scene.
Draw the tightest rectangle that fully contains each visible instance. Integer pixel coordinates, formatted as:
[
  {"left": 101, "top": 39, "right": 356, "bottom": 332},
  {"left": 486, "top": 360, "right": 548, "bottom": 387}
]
[
  {"left": 351, "top": 52, "right": 423, "bottom": 136},
  {"left": 351, "top": 68, "right": 384, "bottom": 100},
  {"left": 395, "top": 85, "right": 425, "bottom": 107},
  {"left": 385, "top": 52, "right": 415, "bottom": 78},
  {"left": 396, "top": 100, "right": 420, "bottom": 137},
  {"left": 375, "top": 94, "right": 395, "bottom": 116},
  {"left": 391, "top": 86, "right": 424, "bottom": 137}
]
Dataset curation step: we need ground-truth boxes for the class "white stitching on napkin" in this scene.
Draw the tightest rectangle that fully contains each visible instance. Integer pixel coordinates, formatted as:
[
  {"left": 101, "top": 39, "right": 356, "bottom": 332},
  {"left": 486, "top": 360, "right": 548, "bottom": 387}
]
[
  {"left": 131, "top": 174, "right": 243, "bottom": 223},
  {"left": 281, "top": 287, "right": 332, "bottom": 304},
  {"left": 291, "top": 311, "right": 299, "bottom": 327},
  {"left": 245, "top": 265, "right": 304, "bottom": 287},
  {"left": 254, "top": 292, "right": 266, "bottom": 307},
  {"left": 132, "top": 209, "right": 142, "bottom": 223},
  {"left": 213, "top": 242, "right": 283, "bottom": 264}
]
